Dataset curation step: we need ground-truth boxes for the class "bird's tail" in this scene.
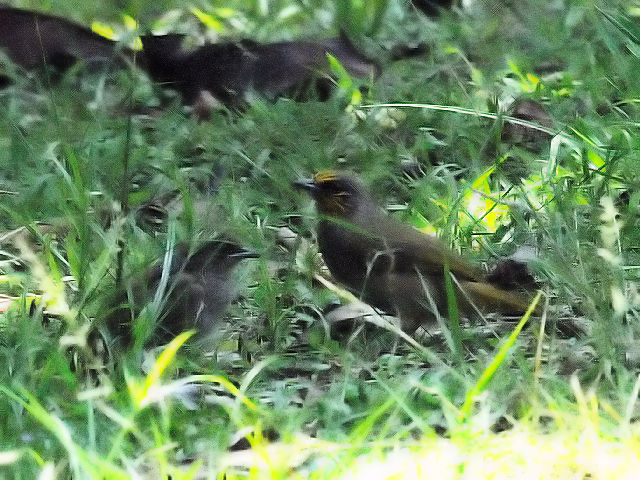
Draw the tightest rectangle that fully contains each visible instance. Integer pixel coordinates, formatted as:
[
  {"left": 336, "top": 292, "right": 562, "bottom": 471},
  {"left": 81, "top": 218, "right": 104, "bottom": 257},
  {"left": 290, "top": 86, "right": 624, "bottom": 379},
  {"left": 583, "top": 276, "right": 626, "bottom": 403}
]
[{"left": 459, "top": 281, "right": 542, "bottom": 316}]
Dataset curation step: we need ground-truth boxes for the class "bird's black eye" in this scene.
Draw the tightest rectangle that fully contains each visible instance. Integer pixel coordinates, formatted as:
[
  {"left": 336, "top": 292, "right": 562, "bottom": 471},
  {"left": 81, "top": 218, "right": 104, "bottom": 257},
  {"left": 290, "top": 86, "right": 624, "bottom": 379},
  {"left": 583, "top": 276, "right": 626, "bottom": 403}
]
[{"left": 321, "top": 180, "right": 351, "bottom": 196}]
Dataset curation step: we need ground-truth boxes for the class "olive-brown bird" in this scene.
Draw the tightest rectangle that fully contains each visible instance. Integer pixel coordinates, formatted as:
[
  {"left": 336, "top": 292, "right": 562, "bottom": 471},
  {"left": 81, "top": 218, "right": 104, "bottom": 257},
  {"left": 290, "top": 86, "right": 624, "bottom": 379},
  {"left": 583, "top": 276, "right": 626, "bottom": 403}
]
[
  {"left": 106, "top": 239, "right": 257, "bottom": 347},
  {"left": 294, "top": 171, "right": 538, "bottom": 333}
]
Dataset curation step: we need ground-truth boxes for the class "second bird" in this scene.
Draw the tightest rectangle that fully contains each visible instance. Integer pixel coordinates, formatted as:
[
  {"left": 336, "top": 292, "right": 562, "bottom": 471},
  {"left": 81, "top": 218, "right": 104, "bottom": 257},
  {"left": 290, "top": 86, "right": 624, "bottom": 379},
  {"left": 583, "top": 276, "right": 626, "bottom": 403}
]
[
  {"left": 294, "top": 171, "right": 538, "bottom": 333},
  {"left": 106, "top": 240, "right": 257, "bottom": 348}
]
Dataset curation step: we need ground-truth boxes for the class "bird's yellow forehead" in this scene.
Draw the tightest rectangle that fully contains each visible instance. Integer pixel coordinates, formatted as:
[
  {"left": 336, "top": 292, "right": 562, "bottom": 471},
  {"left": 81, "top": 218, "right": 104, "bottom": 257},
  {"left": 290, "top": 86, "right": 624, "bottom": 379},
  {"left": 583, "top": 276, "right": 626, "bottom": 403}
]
[{"left": 313, "top": 170, "right": 338, "bottom": 184}]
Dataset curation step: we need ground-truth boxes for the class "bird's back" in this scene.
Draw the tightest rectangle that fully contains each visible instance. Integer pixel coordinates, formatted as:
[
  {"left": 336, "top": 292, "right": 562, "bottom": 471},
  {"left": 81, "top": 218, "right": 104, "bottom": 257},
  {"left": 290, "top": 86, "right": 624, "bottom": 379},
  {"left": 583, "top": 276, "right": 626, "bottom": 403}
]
[{"left": 0, "top": 7, "right": 128, "bottom": 70}]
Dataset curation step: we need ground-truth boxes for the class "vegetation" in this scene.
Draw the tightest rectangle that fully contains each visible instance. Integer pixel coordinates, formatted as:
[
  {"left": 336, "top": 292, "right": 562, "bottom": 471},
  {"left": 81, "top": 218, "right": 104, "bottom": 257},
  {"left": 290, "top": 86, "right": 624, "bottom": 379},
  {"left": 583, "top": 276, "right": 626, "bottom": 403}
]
[{"left": 1, "top": 0, "right": 640, "bottom": 478}]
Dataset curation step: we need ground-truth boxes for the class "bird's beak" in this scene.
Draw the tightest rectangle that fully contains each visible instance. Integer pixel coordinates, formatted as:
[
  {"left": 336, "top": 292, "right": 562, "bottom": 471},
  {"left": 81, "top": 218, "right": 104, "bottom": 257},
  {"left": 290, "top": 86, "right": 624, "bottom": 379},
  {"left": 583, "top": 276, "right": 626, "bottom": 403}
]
[
  {"left": 229, "top": 248, "right": 259, "bottom": 259},
  {"left": 292, "top": 178, "right": 318, "bottom": 192}
]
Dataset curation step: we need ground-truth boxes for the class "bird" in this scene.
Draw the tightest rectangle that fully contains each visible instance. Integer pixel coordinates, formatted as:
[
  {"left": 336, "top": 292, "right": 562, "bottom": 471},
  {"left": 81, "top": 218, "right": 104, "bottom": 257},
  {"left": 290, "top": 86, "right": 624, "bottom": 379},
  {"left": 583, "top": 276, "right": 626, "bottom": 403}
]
[
  {"left": 501, "top": 98, "right": 554, "bottom": 149},
  {"left": 0, "top": 6, "right": 135, "bottom": 82},
  {"left": 294, "top": 170, "right": 539, "bottom": 334},
  {"left": 140, "top": 32, "right": 379, "bottom": 109},
  {"left": 105, "top": 239, "right": 258, "bottom": 348}
]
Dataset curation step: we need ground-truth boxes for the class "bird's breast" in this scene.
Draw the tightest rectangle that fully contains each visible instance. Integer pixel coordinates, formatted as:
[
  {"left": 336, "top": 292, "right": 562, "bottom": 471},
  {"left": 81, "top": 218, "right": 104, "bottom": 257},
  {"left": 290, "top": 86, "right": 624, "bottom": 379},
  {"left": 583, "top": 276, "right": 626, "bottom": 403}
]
[
  {"left": 317, "top": 221, "right": 368, "bottom": 285},
  {"left": 317, "top": 220, "right": 397, "bottom": 312}
]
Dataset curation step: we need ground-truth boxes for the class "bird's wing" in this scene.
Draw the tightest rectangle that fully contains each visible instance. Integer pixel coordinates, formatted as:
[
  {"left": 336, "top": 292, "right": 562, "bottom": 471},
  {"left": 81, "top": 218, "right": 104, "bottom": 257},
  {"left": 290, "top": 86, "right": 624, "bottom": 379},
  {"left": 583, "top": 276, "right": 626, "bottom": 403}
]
[{"left": 377, "top": 216, "right": 485, "bottom": 281}]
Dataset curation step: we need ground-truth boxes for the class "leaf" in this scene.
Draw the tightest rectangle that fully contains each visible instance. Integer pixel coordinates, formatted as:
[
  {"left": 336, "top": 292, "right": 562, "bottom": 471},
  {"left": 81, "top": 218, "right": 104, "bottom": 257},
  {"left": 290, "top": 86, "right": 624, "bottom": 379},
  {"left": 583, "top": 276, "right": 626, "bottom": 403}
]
[{"left": 190, "top": 7, "right": 224, "bottom": 32}]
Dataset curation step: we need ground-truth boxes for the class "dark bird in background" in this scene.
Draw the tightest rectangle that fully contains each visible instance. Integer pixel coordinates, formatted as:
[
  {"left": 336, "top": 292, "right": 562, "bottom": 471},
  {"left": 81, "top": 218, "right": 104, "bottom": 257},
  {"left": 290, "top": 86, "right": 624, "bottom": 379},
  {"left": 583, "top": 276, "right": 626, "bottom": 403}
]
[
  {"left": 140, "top": 32, "right": 379, "bottom": 108},
  {"left": 0, "top": 5, "right": 134, "bottom": 83},
  {"left": 501, "top": 98, "right": 554, "bottom": 149},
  {"left": 106, "top": 240, "right": 257, "bottom": 348},
  {"left": 294, "top": 171, "right": 539, "bottom": 334},
  {"left": 0, "top": 6, "right": 379, "bottom": 113}
]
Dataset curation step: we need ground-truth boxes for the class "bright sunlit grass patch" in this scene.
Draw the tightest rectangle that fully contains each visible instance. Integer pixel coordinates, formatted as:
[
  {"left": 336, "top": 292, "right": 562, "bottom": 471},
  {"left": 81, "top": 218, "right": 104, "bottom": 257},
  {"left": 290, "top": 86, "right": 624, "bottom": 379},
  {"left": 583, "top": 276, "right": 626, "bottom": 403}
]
[
  {"left": 462, "top": 163, "right": 510, "bottom": 235},
  {"left": 346, "top": 430, "right": 639, "bottom": 480},
  {"left": 211, "top": 416, "right": 640, "bottom": 480}
]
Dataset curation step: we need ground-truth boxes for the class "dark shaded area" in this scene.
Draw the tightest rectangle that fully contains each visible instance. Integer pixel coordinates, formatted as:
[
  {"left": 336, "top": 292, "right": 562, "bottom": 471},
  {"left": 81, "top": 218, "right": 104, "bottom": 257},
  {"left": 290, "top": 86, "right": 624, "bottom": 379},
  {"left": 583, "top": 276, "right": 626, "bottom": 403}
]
[
  {"left": 411, "top": 0, "right": 455, "bottom": 17},
  {"left": 388, "top": 42, "right": 430, "bottom": 61},
  {"left": 487, "top": 258, "right": 539, "bottom": 290}
]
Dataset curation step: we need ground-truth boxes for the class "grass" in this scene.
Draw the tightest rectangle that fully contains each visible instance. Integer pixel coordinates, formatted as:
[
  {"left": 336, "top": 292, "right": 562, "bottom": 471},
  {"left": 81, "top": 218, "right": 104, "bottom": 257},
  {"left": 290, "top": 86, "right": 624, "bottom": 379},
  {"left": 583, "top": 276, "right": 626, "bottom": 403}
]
[{"left": 2, "top": 0, "right": 640, "bottom": 478}]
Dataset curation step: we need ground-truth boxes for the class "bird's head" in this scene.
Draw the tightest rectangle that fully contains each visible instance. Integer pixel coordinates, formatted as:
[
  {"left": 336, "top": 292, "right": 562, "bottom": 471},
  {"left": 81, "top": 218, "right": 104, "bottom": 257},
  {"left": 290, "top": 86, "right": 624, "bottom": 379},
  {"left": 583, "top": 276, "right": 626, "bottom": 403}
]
[
  {"left": 293, "top": 170, "right": 368, "bottom": 217},
  {"left": 182, "top": 240, "right": 259, "bottom": 273}
]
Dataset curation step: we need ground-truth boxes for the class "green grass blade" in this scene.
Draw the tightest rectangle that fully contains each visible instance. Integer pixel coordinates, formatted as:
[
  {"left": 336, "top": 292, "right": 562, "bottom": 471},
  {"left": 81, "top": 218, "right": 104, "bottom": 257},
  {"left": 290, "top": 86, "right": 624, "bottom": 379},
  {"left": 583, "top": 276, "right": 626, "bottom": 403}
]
[{"left": 459, "top": 291, "right": 542, "bottom": 421}]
